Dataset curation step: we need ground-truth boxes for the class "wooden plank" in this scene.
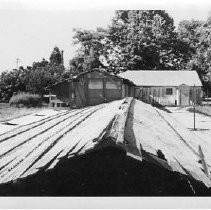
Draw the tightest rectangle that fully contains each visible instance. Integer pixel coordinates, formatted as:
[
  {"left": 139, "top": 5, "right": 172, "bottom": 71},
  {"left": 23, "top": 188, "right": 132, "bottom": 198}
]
[
  {"left": 128, "top": 100, "right": 211, "bottom": 187},
  {"left": 174, "top": 157, "right": 211, "bottom": 188},
  {"left": 14, "top": 106, "right": 103, "bottom": 180},
  {"left": 2, "top": 106, "right": 99, "bottom": 182},
  {"left": 0, "top": 109, "right": 71, "bottom": 140},
  {"left": 0, "top": 107, "right": 97, "bottom": 183},
  {"left": 21, "top": 101, "right": 121, "bottom": 178},
  {"left": 108, "top": 98, "right": 132, "bottom": 142},
  {"left": 142, "top": 150, "right": 172, "bottom": 171},
  {"left": 199, "top": 145, "right": 210, "bottom": 178},
  {"left": 108, "top": 97, "right": 142, "bottom": 160},
  {"left": 0, "top": 110, "right": 83, "bottom": 159}
]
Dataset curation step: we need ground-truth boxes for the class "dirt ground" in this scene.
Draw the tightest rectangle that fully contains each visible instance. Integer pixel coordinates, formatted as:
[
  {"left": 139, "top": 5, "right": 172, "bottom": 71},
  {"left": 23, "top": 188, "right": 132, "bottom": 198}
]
[
  {"left": 165, "top": 106, "right": 211, "bottom": 165},
  {"left": 166, "top": 106, "right": 211, "bottom": 133}
]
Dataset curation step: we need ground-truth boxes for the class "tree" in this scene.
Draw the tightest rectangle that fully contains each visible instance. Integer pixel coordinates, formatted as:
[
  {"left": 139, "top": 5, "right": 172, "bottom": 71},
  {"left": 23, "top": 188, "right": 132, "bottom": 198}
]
[
  {"left": 26, "top": 66, "right": 61, "bottom": 95},
  {"left": 26, "top": 47, "right": 65, "bottom": 94},
  {"left": 69, "top": 29, "right": 106, "bottom": 74},
  {"left": 178, "top": 18, "right": 211, "bottom": 94},
  {"left": 0, "top": 67, "right": 29, "bottom": 101},
  {"left": 69, "top": 55, "right": 84, "bottom": 75},
  {"left": 0, "top": 57, "right": 65, "bottom": 101},
  {"left": 0, "top": 46, "right": 67, "bottom": 102},
  {"left": 26, "top": 56, "right": 65, "bottom": 94},
  {"left": 49, "top": 46, "right": 63, "bottom": 66},
  {"left": 106, "top": 10, "right": 193, "bottom": 71},
  {"left": 49, "top": 47, "right": 65, "bottom": 77},
  {"left": 178, "top": 19, "right": 204, "bottom": 49},
  {"left": 69, "top": 10, "right": 193, "bottom": 74}
]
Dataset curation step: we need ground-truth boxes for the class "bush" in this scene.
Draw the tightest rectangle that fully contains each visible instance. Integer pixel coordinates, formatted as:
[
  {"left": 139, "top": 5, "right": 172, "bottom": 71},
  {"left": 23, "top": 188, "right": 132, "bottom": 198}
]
[{"left": 9, "top": 92, "right": 42, "bottom": 107}]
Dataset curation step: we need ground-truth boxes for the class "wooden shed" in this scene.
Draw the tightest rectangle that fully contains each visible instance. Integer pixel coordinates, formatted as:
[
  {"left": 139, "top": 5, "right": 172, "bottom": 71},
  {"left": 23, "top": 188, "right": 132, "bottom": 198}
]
[
  {"left": 49, "top": 69, "right": 135, "bottom": 108},
  {"left": 119, "top": 70, "right": 203, "bottom": 106}
]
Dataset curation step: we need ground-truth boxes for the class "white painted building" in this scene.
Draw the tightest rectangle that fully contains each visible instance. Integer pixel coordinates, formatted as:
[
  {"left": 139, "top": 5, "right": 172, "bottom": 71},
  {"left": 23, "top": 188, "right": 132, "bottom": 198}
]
[{"left": 119, "top": 70, "right": 202, "bottom": 106}]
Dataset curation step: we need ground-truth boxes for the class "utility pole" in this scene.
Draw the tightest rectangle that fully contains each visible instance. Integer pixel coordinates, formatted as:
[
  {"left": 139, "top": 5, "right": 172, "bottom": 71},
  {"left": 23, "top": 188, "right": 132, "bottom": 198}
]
[
  {"left": 16, "top": 58, "right": 20, "bottom": 69},
  {"left": 61, "top": 50, "right": 64, "bottom": 65},
  {"left": 193, "top": 84, "right": 196, "bottom": 131}
]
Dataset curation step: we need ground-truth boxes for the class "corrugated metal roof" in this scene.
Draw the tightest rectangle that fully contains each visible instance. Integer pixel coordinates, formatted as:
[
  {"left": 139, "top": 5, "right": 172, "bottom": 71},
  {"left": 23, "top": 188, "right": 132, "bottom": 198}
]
[{"left": 118, "top": 70, "right": 202, "bottom": 86}]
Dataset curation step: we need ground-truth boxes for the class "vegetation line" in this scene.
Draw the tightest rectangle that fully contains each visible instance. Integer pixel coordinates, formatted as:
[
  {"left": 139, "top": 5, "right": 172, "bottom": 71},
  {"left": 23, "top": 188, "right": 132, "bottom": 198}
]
[{"left": 188, "top": 106, "right": 211, "bottom": 117}]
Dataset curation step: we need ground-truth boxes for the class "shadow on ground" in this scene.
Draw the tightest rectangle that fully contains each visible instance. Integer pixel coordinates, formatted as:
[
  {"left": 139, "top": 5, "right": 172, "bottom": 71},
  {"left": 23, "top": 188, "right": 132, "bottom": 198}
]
[
  {"left": 188, "top": 128, "right": 210, "bottom": 131},
  {"left": 0, "top": 146, "right": 210, "bottom": 196},
  {"left": 152, "top": 104, "right": 172, "bottom": 113}
]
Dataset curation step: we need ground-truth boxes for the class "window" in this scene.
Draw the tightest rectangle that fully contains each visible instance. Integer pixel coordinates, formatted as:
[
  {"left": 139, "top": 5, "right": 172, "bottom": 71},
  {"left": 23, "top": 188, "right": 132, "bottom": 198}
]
[
  {"left": 166, "top": 88, "right": 173, "bottom": 95},
  {"left": 105, "top": 80, "right": 121, "bottom": 89},
  {"left": 88, "top": 79, "right": 103, "bottom": 89}
]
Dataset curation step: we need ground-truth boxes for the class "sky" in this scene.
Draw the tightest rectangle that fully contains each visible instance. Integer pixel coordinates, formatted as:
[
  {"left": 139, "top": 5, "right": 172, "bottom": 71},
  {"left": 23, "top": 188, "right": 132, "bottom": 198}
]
[{"left": 0, "top": 0, "right": 211, "bottom": 72}]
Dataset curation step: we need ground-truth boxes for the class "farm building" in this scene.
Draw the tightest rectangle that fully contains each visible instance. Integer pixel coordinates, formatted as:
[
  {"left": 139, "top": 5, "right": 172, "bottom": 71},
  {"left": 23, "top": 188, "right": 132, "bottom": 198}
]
[
  {"left": 119, "top": 70, "right": 203, "bottom": 106},
  {"left": 49, "top": 69, "right": 135, "bottom": 108}
]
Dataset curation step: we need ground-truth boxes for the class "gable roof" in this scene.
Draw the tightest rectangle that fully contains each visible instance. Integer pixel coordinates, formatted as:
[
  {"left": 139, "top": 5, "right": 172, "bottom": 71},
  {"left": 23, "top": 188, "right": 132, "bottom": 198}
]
[
  {"left": 74, "top": 69, "right": 136, "bottom": 87},
  {"left": 48, "top": 68, "right": 135, "bottom": 89},
  {"left": 118, "top": 70, "right": 202, "bottom": 87}
]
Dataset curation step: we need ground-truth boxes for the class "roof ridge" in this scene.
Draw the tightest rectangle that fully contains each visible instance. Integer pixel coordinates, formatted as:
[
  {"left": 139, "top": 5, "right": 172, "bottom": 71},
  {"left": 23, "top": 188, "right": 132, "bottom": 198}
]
[{"left": 118, "top": 70, "right": 202, "bottom": 86}]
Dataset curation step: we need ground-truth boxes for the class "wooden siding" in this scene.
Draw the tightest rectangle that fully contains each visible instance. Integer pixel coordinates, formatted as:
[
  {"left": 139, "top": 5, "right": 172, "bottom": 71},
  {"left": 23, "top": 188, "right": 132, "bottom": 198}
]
[
  {"left": 189, "top": 87, "right": 202, "bottom": 105},
  {"left": 136, "top": 86, "right": 177, "bottom": 106},
  {"left": 135, "top": 86, "right": 202, "bottom": 106},
  {"left": 50, "top": 70, "right": 134, "bottom": 108},
  {"left": 87, "top": 77, "right": 122, "bottom": 105},
  {"left": 74, "top": 80, "right": 87, "bottom": 108}
]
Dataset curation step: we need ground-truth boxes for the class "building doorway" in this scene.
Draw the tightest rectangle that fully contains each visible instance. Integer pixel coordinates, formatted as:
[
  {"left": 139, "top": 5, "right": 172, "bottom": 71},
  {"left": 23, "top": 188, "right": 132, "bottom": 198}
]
[{"left": 179, "top": 84, "right": 190, "bottom": 106}]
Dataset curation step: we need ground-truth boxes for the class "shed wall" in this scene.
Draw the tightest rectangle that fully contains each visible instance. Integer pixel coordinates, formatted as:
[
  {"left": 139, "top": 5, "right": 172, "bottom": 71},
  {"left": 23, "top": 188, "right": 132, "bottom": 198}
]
[
  {"left": 136, "top": 86, "right": 177, "bottom": 106},
  {"left": 135, "top": 86, "right": 202, "bottom": 106},
  {"left": 49, "top": 70, "right": 134, "bottom": 108},
  {"left": 86, "top": 71, "right": 123, "bottom": 105}
]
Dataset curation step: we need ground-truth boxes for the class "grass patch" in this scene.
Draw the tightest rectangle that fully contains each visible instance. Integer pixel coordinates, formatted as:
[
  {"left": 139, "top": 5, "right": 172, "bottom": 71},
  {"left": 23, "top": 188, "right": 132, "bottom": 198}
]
[
  {"left": 9, "top": 92, "right": 42, "bottom": 108},
  {"left": 0, "top": 103, "right": 46, "bottom": 122},
  {"left": 188, "top": 106, "right": 211, "bottom": 117}
]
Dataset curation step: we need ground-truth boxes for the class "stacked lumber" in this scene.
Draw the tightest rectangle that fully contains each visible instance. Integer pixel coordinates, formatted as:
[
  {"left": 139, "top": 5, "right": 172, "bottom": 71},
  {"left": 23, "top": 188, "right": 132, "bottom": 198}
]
[
  {"left": 0, "top": 98, "right": 211, "bottom": 189},
  {"left": 128, "top": 100, "right": 211, "bottom": 188},
  {"left": 0, "top": 100, "right": 126, "bottom": 184}
]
